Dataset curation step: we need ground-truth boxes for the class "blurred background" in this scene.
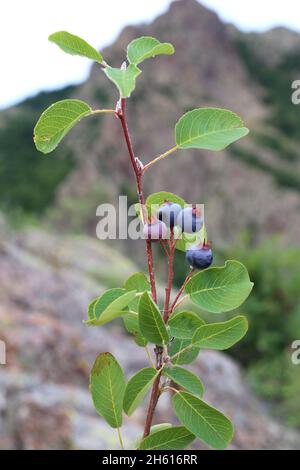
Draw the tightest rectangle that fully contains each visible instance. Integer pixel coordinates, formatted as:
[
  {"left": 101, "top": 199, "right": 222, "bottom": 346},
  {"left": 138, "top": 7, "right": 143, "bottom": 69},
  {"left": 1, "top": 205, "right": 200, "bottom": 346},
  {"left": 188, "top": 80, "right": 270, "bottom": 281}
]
[{"left": 0, "top": 0, "right": 300, "bottom": 449}]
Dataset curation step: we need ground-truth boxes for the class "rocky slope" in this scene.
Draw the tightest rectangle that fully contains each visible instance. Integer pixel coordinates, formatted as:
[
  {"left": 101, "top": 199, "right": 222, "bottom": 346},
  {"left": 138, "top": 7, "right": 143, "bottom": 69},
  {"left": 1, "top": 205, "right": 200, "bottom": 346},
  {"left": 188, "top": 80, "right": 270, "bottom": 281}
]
[
  {"left": 228, "top": 25, "right": 300, "bottom": 66},
  {"left": 0, "top": 217, "right": 299, "bottom": 450}
]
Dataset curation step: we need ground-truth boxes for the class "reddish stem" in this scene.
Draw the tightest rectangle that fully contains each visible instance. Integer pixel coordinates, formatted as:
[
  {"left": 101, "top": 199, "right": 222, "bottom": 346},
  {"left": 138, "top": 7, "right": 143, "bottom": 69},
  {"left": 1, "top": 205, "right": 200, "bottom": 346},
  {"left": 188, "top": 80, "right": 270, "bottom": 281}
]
[
  {"left": 117, "top": 99, "right": 192, "bottom": 439},
  {"left": 169, "top": 268, "right": 195, "bottom": 315},
  {"left": 119, "top": 100, "right": 142, "bottom": 193},
  {"left": 117, "top": 98, "right": 160, "bottom": 436},
  {"left": 117, "top": 98, "right": 157, "bottom": 303},
  {"left": 160, "top": 240, "right": 170, "bottom": 258},
  {"left": 163, "top": 228, "right": 176, "bottom": 323},
  {"left": 146, "top": 241, "right": 157, "bottom": 303},
  {"left": 144, "top": 231, "right": 177, "bottom": 435},
  {"left": 142, "top": 370, "right": 162, "bottom": 438}
]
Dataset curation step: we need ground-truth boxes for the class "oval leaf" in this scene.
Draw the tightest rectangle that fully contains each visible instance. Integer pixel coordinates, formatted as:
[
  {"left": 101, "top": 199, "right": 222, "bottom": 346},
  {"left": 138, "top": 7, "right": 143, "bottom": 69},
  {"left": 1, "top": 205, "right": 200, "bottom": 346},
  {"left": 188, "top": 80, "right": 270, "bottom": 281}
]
[
  {"left": 168, "top": 311, "right": 205, "bottom": 339},
  {"left": 127, "top": 36, "right": 175, "bottom": 65},
  {"left": 138, "top": 292, "right": 169, "bottom": 345},
  {"left": 138, "top": 425, "right": 195, "bottom": 450},
  {"left": 175, "top": 108, "right": 249, "bottom": 151},
  {"left": 123, "top": 313, "right": 148, "bottom": 347},
  {"left": 94, "top": 288, "right": 126, "bottom": 319},
  {"left": 124, "top": 272, "right": 150, "bottom": 292},
  {"left": 135, "top": 423, "right": 172, "bottom": 449},
  {"left": 185, "top": 260, "right": 254, "bottom": 314},
  {"left": 149, "top": 423, "right": 172, "bottom": 434},
  {"left": 87, "top": 298, "right": 98, "bottom": 321},
  {"left": 169, "top": 338, "right": 200, "bottom": 365},
  {"left": 49, "top": 31, "right": 103, "bottom": 63},
  {"left": 172, "top": 391, "right": 234, "bottom": 450},
  {"left": 164, "top": 366, "right": 204, "bottom": 397},
  {"left": 146, "top": 191, "right": 186, "bottom": 210},
  {"left": 90, "top": 352, "right": 126, "bottom": 428},
  {"left": 34, "top": 99, "right": 92, "bottom": 154},
  {"left": 192, "top": 315, "right": 248, "bottom": 350},
  {"left": 123, "top": 367, "right": 157, "bottom": 416},
  {"left": 86, "top": 288, "right": 136, "bottom": 326},
  {"left": 104, "top": 64, "right": 141, "bottom": 98}
]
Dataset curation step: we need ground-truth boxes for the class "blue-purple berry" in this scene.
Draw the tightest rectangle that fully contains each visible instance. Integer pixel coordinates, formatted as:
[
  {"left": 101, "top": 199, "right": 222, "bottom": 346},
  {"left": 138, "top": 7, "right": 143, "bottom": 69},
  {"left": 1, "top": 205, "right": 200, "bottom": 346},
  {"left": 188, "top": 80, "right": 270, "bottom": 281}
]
[
  {"left": 158, "top": 201, "right": 182, "bottom": 228},
  {"left": 177, "top": 207, "right": 203, "bottom": 234},
  {"left": 186, "top": 243, "right": 213, "bottom": 269}
]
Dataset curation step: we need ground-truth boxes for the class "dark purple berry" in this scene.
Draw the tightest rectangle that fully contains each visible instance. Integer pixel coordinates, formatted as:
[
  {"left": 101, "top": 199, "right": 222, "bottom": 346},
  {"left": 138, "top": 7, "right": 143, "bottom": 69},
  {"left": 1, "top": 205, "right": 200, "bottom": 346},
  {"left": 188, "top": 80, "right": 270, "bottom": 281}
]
[
  {"left": 177, "top": 206, "right": 203, "bottom": 234},
  {"left": 186, "top": 242, "right": 213, "bottom": 269},
  {"left": 143, "top": 220, "right": 168, "bottom": 241},
  {"left": 158, "top": 201, "right": 182, "bottom": 228}
]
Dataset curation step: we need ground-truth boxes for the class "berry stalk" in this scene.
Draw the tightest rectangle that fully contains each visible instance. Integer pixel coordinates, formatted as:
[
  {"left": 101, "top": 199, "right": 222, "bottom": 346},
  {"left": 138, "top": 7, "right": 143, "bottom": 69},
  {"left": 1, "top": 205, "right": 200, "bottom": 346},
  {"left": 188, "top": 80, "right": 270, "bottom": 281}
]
[
  {"left": 170, "top": 268, "right": 195, "bottom": 314},
  {"left": 163, "top": 228, "right": 176, "bottom": 323}
]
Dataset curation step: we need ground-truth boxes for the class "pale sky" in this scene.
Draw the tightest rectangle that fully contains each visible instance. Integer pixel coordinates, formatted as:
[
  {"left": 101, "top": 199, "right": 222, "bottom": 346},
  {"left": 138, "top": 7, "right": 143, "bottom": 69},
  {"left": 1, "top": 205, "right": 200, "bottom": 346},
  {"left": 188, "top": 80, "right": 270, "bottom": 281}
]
[{"left": 1, "top": 0, "right": 300, "bottom": 109}]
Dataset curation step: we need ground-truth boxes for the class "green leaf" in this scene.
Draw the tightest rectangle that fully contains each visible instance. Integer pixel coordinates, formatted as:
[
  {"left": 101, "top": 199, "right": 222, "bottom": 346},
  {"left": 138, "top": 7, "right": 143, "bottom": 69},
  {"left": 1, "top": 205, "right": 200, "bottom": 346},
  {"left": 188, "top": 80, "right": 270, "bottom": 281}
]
[
  {"left": 94, "top": 288, "right": 135, "bottom": 319},
  {"left": 138, "top": 425, "right": 195, "bottom": 450},
  {"left": 124, "top": 272, "right": 150, "bottom": 293},
  {"left": 135, "top": 423, "right": 172, "bottom": 449},
  {"left": 104, "top": 64, "right": 141, "bottom": 98},
  {"left": 94, "top": 288, "right": 125, "bottom": 318},
  {"left": 164, "top": 366, "right": 204, "bottom": 397},
  {"left": 192, "top": 315, "right": 248, "bottom": 350},
  {"left": 144, "top": 192, "right": 186, "bottom": 221},
  {"left": 168, "top": 311, "right": 205, "bottom": 339},
  {"left": 149, "top": 423, "right": 172, "bottom": 434},
  {"left": 169, "top": 338, "right": 200, "bottom": 365},
  {"left": 87, "top": 298, "right": 98, "bottom": 321},
  {"left": 175, "top": 108, "right": 249, "bottom": 151},
  {"left": 138, "top": 292, "right": 169, "bottom": 345},
  {"left": 172, "top": 391, "right": 234, "bottom": 449},
  {"left": 34, "top": 99, "right": 92, "bottom": 154},
  {"left": 123, "top": 313, "right": 148, "bottom": 347},
  {"left": 90, "top": 352, "right": 126, "bottom": 428},
  {"left": 146, "top": 192, "right": 185, "bottom": 212},
  {"left": 127, "top": 295, "right": 140, "bottom": 314},
  {"left": 127, "top": 36, "right": 175, "bottom": 65},
  {"left": 49, "top": 31, "right": 103, "bottom": 63},
  {"left": 185, "top": 260, "right": 254, "bottom": 314},
  {"left": 175, "top": 226, "right": 206, "bottom": 253},
  {"left": 123, "top": 367, "right": 157, "bottom": 416},
  {"left": 86, "top": 288, "right": 136, "bottom": 326}
]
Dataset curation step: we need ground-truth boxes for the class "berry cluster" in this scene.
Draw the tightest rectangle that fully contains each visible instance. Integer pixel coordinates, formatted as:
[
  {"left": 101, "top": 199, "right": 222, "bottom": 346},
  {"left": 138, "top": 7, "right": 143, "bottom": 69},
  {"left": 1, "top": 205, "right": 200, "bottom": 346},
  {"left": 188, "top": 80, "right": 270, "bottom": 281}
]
[{"left": 143, "top": 201, "right": 213, "bottom": 270}]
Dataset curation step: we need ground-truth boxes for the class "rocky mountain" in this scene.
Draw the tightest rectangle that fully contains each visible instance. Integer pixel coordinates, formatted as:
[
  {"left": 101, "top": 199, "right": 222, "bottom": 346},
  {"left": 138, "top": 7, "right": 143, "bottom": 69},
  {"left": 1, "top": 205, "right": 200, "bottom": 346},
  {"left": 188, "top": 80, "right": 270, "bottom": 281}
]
[
  {"left": 0, "top": 215, "right": 299, "bottom": 449},
  {"left": 229, "top": 25, "right": 300, "bottom": 66},
  {"left": 2, "top": 0, "right": 300, "bottom": 246},
  {"left": 57, "top": 0, "right": 267, "bottom": 243}
]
